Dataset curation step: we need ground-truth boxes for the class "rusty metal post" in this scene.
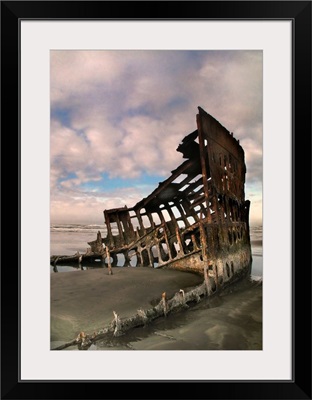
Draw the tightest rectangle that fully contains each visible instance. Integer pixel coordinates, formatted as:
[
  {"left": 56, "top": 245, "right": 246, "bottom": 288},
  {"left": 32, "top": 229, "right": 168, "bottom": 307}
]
[
  {"left": 156, "top": 244, "right": 162, "bottom": 265},
  {"left": 166, "top": 206, "right": 176, "bottom": 224},
  {"left": 126, "top": 209, "right": 135, "bottom": 234},
  {"left": 199, "top": 211, "right": 211, "bottom": 295},
  {"left": 196, "top": 112, "right": 211, "bottom": 222},
  {"left": 174, "top": 203, "right": 189, "bottom": 227},
  {"left": 175, "top": 226, "right": 185, "bottom": 256},
  {"left": 147, "top": 246, "right": 154, "bottom": 267},
  {"left": 211, "top": 263, "right": 219, "bottom": 290},
  {"left": 115, "top": 215, "right": 125, "bottom": 245},
  {"left": 104, "top": 211, "right": 114, "bottom": 246},
  {"left": 124, "top": 251, "right": 131, "bottom": 267},
  {"left": 191, "top": 233, "right": 199, "bottom": 251},
  {"left": 136, "top": 210, "right": 144, "bottom": 232},
  {"left": 106, "top": 247, "right": 113, "bottom": 275},
  {"left": 204, "top": 265, "right": 211, "bottom": 296},
  {"left": 163, "top": 224, "right": 172, "bottom": 260},
  {"left": 147, "top": 212, "right": 154, "bottom": 228}
]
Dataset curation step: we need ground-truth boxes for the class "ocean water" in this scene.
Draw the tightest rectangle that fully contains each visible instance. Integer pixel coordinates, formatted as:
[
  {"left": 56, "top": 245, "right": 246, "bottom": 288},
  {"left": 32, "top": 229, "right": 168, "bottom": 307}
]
[
  {"left": 50, "top": 224, "right": 263, "bottom": 278},
  {"left": 50, "top": 224, "right": 262, "bottom": 350}
]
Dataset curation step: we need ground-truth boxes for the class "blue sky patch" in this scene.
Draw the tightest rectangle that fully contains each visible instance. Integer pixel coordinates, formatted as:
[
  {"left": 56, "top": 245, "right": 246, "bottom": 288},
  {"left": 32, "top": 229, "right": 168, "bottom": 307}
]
[
  {"left": 79, "top": 172, "right": 165, "bottom": 193},
  {"left": 51, "top": 107, "right": 72, "bottom": 127}
]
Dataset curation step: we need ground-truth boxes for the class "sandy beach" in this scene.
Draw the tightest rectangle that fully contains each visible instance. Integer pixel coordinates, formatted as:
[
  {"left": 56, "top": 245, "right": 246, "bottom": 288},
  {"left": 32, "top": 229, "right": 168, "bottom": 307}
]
[
  {"left": 127, "top": 279, "right": 262, "bottom": 351},
  {"left": 51, "top": 267, "right": 203, "bottom": 348},
  {"left": 51, "top": 266, "right": 262, "bottom": 351}
]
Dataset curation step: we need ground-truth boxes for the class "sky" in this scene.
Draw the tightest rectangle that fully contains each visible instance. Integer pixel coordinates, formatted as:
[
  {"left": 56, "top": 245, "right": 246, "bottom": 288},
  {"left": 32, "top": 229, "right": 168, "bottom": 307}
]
[{"left": 50, "top": 50, "right": 262, "bottom": 226}]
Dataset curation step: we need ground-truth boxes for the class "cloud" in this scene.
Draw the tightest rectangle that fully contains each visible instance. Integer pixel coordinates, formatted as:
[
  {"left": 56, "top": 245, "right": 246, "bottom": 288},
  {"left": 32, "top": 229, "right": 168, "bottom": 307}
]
[
  {"left": 50, "top": 186, "right": 153, "bottom": 224},
  {"left": 50, "top": 51, "right": 124, "bottom": 107},
  {"left": 50, "top": 50, "right": 263, "bottom": 224},
  {"left": 242, "top": 136, "right": 263, "bottom": 183}
]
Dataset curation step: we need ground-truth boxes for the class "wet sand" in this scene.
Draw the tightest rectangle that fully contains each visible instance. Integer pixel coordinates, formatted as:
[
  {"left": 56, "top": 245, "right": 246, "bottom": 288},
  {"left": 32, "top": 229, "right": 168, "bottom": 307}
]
[
  {"left": 51, "top": 266, "right": 262, "bottom": 351},
  {"left": 126, "top": 280, "right": 262, "bottom": 351},
  {"left": 51, "top": 267, "right": 203, "bottom": 348}
]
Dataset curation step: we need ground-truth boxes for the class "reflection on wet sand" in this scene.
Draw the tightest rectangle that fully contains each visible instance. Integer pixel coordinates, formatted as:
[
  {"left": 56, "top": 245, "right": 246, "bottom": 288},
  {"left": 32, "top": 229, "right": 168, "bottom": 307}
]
[{"left": 93, "top": 275, "right": 262, "bottom": 351}]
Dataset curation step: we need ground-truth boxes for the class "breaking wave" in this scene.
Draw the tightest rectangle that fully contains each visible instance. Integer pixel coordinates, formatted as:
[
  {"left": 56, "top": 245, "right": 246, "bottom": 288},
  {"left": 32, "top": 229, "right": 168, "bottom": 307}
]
[{"left": 50, "top": 224, "right": 105, "bottom": 233}]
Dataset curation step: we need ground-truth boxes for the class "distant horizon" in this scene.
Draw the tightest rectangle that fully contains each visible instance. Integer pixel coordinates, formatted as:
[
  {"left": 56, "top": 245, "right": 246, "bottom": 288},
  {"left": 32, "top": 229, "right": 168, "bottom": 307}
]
[{"left": 50, "top": 220, "right": 263, "bottom": 228}]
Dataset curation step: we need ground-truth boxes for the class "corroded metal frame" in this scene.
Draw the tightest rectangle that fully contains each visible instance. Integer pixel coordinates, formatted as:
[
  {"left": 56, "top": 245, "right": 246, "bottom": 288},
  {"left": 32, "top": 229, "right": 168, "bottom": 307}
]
[{"left": 96, "top": 108, "right": 252, "bottom": 290}]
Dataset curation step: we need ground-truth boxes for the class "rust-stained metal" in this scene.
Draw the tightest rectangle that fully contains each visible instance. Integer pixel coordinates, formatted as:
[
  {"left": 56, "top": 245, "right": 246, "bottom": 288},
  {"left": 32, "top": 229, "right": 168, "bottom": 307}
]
[
  {"left": 94, "top": 107, "right": 252, "bottom": 283},
  {"left": 51, "top": 107, "right": 252, "bottom": 287},
  {"left": 51, "top": 108, "right": 255, "bottom": 348}
]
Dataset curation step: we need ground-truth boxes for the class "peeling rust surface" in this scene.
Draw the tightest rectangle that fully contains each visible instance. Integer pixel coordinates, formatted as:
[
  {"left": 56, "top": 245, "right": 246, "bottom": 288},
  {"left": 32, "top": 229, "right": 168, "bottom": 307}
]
[{"left": 92, "top": 107, "right": 253, "bottom": 280}]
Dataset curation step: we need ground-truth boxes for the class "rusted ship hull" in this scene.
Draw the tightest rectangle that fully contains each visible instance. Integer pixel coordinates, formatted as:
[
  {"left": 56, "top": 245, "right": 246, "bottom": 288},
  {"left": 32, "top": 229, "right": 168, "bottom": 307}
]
[
  {"left": 51, "top": 107, "right": 252, "bottom": 290},
  {"left": 95, "top": 107, "right": 252, "bottom": 283}
]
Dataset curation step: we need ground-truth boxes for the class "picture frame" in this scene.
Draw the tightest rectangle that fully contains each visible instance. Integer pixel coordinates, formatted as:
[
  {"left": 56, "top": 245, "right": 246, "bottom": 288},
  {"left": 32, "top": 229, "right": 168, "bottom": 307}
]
[{"left": 1, "top": 1, "right": 311, "bottom": 398}]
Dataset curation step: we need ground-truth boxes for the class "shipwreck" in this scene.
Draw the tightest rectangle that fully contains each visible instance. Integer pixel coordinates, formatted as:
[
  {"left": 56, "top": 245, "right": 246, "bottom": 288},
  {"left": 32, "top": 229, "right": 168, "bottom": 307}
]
[
  {"left": 52, "top": 107, "right": 253, "bottom": 350},
  {"left": 51, "top": 107, "right": 252, "bottom": 285}
]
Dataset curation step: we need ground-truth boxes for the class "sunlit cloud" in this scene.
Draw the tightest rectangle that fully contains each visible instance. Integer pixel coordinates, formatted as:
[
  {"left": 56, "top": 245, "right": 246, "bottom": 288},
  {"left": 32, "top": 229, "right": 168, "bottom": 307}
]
[{"left": 50, "top": 50, "right": 263, "bottom": 225}]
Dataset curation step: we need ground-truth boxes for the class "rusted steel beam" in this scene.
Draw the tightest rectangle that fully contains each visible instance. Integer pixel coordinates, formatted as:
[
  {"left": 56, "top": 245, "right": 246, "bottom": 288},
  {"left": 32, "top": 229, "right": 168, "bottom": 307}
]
[
  {"left": 196, "top": 112, "right": 211, "bottom": 222},
  {"left": 106, "top": 246, "right": 113, "bottom": 275},
  {"left": 52, "top": 108, "right": 252, "bottom": 280}
]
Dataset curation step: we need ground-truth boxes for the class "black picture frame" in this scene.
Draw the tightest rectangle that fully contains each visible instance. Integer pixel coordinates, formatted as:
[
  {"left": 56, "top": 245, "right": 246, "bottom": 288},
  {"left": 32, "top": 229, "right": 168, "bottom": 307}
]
[{"left": 1, "top": 1, "right": 311, "bottom": 399}]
